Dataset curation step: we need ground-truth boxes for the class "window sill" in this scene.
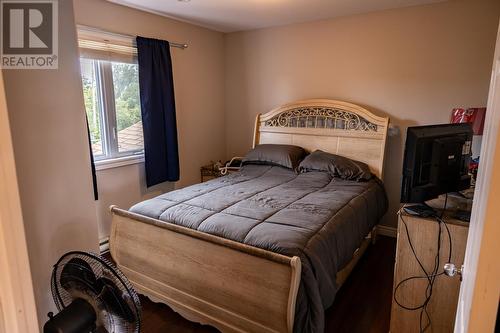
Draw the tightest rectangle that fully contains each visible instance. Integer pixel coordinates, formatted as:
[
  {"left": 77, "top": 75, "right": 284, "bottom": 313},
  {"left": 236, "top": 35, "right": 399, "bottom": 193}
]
[{"left": 95, "top": 154, "right": 144, "bottom": 171}]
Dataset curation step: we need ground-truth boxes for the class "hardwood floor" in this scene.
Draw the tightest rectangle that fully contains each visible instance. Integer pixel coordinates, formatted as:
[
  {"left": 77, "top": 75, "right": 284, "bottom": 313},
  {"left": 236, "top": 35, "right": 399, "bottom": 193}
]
[
  {"left": 324, "top": 236, "right": 396, "bottom": 333},
  {"left": 114, "top": 236, "right": 396, "bottom": 333}
]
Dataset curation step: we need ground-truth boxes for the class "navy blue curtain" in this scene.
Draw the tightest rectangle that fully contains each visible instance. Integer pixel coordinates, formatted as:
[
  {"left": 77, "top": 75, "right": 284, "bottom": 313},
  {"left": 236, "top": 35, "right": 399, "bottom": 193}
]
[
  {"left": 136, "top": 36, "right": 180, "bottom": 187},
  {"left": 85, "top": 118, "right": 98, "bottom": 200}
]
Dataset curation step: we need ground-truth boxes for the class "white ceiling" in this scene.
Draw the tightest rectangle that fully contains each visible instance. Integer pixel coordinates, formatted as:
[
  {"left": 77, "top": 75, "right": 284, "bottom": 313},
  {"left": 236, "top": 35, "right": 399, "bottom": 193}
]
[{"left": 107, "top": 0, "right": 445, "bottom": 33}]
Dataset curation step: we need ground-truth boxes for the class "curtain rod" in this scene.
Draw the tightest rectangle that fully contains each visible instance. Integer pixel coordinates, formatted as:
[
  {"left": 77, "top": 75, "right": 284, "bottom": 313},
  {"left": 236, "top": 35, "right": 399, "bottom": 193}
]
[{"left": 77, "top": 25, "right": 188, "bottom": 49}]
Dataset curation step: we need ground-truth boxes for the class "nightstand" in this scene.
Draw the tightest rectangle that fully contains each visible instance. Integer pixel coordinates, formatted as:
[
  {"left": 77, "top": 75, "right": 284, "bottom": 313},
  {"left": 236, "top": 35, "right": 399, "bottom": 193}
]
[
  {"left": 390, "top": 207, "right": 469, "bottom": 333},
  {"left": 200, "top": 163, "right": 223, "bottom": 183},
  {"left": 200, "top": 157, "right": 243, "bottom": 183}
]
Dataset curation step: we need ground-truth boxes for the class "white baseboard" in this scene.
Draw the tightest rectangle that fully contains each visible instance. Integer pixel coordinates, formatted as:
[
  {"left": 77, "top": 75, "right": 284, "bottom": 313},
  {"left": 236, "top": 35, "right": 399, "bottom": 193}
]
[
  {"left": 99, "top": 237, "right": 110, "bottom": 253},
  {"left": 377, "top": 225, "right": 397, "bottom": 238}
]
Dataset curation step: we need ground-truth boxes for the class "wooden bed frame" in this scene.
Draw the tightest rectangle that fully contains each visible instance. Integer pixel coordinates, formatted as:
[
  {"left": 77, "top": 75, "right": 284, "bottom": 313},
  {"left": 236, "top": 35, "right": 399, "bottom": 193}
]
[{"left": 110, "top": 99, "right": 389, "bottom": 333}]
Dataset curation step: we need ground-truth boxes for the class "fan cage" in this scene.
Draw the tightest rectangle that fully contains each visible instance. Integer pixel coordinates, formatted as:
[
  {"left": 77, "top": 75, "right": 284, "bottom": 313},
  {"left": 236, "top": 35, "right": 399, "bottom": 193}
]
[{"left": 51, "top": 251, "right": 141, "bottom": 333}]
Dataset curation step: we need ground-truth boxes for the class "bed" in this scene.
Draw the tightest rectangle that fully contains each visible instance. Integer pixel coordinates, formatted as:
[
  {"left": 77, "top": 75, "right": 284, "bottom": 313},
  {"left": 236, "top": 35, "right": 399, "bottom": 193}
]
[{"left": 109, "top": 99, "right": 389, "bottom": 333}]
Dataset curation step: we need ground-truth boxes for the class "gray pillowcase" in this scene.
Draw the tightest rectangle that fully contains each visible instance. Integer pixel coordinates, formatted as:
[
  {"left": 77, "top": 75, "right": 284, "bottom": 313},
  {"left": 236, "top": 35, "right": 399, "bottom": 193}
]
[
  {"left": 242, "top": 144, "right": 307, "bottom": 170},
  {"left": 298, "top": 150, "right": 372, "bottom": 181}
]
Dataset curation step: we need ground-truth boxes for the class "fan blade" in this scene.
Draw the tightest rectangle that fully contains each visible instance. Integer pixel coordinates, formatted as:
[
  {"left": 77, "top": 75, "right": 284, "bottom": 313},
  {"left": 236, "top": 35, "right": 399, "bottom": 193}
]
[
  {"left": 60, "top": 257, "right": 98, "bottom": 292},
  {"left": 95, "top": 277, "right": 135, "bottom": 323}
]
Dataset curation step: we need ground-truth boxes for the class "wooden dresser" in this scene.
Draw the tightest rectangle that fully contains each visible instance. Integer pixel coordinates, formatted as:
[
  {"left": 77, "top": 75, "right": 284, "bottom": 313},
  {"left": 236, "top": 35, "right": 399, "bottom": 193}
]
[{"left": 390, "top": 208, "right": 469, "bottom": 333}]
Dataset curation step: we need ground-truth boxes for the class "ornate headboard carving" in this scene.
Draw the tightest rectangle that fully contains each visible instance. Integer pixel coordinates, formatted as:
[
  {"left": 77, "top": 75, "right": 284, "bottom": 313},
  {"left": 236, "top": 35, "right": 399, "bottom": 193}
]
[
  {"left": 264, "top": 107, "right": 378, "bottom": 132},
  {"left": 253, "top": 99, "right": 389, "bottom": 179}
]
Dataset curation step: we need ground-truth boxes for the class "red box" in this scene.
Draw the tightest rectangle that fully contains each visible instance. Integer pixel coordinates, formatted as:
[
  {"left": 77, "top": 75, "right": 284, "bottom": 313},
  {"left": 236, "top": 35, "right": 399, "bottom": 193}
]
[{"left": 451, "top": 107, "right": 486, "bottom": 135}]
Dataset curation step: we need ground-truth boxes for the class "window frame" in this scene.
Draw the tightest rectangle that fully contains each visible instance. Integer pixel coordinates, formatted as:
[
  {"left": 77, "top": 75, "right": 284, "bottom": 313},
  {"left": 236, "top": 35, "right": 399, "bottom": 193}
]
[{"left": 82, "top": 58, "right": 144, "bottom": 162}]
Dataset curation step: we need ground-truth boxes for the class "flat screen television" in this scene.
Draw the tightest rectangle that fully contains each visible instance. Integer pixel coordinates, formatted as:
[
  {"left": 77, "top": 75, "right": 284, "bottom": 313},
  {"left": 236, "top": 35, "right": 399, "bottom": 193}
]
[{"left": 401, "top": 123, "right": 472, "bottom": 204}]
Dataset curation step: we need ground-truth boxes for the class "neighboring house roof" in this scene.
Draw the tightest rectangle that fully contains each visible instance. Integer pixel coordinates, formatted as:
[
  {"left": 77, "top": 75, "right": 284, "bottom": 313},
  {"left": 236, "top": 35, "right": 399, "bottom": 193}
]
[
  {"left": 92, "top": 121, "right": 144, "bottom": 155},
  {"left": 117, "top": 121, "right": 144, "bottom": 152}
]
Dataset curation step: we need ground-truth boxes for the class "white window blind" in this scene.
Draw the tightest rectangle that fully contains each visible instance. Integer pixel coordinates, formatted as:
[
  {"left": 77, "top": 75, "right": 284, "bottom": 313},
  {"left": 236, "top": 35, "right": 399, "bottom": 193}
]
[{"left": 77, "top": 25, "right": 137, "bottom": 64}]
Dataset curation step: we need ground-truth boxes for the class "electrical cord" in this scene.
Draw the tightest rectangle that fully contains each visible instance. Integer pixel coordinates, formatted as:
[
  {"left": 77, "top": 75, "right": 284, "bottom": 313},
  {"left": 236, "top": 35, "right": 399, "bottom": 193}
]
[
  {"left": 393, "top": 212, "right": 440, "bottom": 331},
  {"left": 421, "top": 220, "right": 442, "bottom": 332},
  {"left": 394, "top": 195, "right": 452, "bottom": 332},
  {"left": 438, "top": 215, "right": 452, "bottom": 263},
  {"left": 440, "top": 193, "right": 448, "bottom": 219}
]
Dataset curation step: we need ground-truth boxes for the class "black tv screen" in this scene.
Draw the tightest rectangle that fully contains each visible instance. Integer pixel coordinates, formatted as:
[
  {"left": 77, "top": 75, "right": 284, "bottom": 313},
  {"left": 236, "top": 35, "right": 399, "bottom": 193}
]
[{"left": 401, "top": 123, "right": 472, "bottom": 203}]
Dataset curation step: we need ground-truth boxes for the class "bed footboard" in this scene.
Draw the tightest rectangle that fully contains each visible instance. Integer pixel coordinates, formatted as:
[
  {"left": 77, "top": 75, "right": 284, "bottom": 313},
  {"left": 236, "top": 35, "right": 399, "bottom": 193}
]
[{"left": 109, "top": 206, "right": 301, "bottom": 333}]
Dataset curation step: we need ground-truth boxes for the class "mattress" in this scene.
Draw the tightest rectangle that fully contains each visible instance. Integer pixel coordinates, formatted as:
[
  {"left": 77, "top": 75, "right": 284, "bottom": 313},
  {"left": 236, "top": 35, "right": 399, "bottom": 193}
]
[{"left": 130, "top": 164, "right": 388, "bottom": 333}]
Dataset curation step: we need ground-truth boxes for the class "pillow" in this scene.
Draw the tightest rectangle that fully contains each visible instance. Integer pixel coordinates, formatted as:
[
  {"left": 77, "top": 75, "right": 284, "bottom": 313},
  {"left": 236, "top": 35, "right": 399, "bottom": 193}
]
[
  {"left": 242, "top": 144, "right": 307, "bottom": 170},
  {"left": 298, "top": 150, "right": 372, "bottom": 181}
]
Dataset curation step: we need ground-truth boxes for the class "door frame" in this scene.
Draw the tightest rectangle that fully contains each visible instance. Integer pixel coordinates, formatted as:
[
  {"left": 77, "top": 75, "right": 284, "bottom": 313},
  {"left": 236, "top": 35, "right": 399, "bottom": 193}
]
[
  {"left": 0, "top": 70, "right": 39, "bottom": 332},
  {"left": 454, "top": 22, "right": 500, "bottom": 333}
]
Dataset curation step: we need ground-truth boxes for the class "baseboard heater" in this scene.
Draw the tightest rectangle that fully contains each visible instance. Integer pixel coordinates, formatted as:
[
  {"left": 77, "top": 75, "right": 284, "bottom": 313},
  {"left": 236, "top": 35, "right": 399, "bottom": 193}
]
[{"left": 99, "top": 237, "right": 110, "bottom": 253}]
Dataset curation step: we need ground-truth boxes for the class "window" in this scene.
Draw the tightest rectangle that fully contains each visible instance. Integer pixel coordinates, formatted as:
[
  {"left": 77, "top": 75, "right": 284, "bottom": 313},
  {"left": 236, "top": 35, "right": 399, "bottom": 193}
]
[{"left": 80, "top": 58, "right": 143, "bottom": 160}]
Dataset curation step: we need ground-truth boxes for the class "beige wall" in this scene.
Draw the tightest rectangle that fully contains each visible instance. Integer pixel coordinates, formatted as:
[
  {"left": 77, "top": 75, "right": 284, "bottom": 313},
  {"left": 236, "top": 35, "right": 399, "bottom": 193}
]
[
  {"left": 73, "top": 0, "right": 226, "bottom": 239},
  {"left": 94, "top": 164, "right": 173, "bottom": 240},
  {"left": 224, "top": 0, "right": 500, "bottom": 227},
  {"left": 2, "top": 0, "right": 99, "bottom": 326}
]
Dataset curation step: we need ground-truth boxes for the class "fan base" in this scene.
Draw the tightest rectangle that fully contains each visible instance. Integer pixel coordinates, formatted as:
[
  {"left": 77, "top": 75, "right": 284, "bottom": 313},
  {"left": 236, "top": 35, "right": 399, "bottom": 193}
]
[{"left": 43, "top": 298, "right": 97, "bottom": 333}]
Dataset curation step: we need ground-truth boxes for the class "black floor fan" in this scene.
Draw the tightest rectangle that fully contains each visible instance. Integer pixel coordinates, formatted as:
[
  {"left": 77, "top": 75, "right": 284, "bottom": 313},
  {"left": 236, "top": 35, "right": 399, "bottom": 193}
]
[{"left": 44, "top": 251, "right": 141, "bottom": 333}]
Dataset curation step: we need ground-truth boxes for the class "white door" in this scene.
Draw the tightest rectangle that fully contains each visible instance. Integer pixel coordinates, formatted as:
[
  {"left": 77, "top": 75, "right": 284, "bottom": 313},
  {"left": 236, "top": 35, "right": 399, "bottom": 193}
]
[
  {"left": 0, "top": 71, "right": 39, "bottom": 331},
  {"left": 454, "top": 22, "right": 500, "bottom": 333}
]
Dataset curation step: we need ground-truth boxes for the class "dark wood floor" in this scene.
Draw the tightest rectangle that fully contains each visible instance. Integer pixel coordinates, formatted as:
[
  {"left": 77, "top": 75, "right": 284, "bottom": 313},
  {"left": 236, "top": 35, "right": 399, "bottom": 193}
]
[{"left": 131, "top": 236, "right": 396, "bottom": 333}]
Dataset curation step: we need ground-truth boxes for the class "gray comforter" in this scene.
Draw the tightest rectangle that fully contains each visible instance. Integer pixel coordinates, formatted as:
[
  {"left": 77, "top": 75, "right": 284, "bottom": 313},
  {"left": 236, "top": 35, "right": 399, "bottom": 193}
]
[{"left": 130, "top": 165, "right": 387, "bottom": 333}]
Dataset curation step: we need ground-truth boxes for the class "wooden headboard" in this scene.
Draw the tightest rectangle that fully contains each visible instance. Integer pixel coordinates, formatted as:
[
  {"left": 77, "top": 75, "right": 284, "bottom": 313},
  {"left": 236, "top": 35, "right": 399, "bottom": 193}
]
[{"left": 253, "top": 99, "right": 390, "bottom": 179}]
